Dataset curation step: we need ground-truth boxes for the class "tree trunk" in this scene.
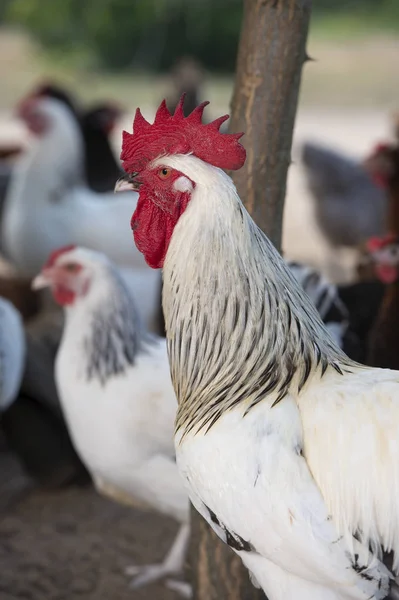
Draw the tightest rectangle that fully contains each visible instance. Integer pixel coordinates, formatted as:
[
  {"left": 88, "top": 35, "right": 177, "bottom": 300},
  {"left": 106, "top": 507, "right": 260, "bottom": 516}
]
[
  {"left": 189, "top": 508, "right": 261, "bottom": 600},
  {"left": 230, "top": 0, "right": 312, "bottom": 251},
  {"left": 189, "top": 0, "right": 311, "bottom": 598}
]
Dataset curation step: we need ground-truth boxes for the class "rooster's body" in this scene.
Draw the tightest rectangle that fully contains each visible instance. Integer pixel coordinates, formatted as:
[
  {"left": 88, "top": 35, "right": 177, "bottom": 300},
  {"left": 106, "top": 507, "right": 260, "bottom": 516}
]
[
  {"left": 118, "top": 99, "right": 399, "bottom": 600},
  {"left": 164, "top": 156, "right": 399, "bottom": 600}
]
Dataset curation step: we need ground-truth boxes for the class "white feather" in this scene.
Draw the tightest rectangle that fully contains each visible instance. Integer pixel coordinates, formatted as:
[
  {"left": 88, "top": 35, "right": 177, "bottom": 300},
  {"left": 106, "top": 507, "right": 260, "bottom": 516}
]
[
  {"left": 176, "top": 398, "right": 392, "bottom": 600},
  {"left": 2, "top": 98, "right": 160, "bottom": 331},
  {"left": 157, "top": 153, "right": 399, "bottom": 599},
  {"left": 297, "top": 366, "right": 399, "bottom": 570},
  {"left": 54, "top": 247, "right": 187, "bottom": 522}
]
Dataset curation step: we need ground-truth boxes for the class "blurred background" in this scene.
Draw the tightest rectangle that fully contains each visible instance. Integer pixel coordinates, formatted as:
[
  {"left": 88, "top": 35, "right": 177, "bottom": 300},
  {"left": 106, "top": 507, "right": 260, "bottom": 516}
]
[
  {"left": 2, "top": 0, "right": 399, "bottom": 282},
  {"left": 0, "top": 0, "right": 399, "bottom": 279},
  {"left": 0, "top": 2, "right": 398, "bottom": 599}
]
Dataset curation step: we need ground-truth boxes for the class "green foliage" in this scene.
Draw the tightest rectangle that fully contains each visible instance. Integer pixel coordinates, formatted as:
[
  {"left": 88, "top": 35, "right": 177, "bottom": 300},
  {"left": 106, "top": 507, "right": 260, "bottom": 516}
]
[
  {"left": 3, "top": 0, "right": 399, "bottom": 72},
  {"left": 4, "top": 0, "right": 243, "bottom": 71}
]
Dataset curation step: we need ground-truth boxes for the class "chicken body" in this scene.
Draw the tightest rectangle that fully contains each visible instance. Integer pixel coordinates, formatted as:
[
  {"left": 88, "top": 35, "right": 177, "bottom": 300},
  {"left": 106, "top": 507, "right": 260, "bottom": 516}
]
[
  {"left": 2, "top": 307, "right": 90, "bottom": 489},
  {"left": 35, "top": 247, "right": 189, "bottom": 592},
  {"left": 301, "top": 142, "right": 387, "bottom": 248},
  {"left": 0, "top": 297, "right": 25, "bottom": 412},
  {"left": 23, "top": 83, "right": 123, "bottom": 192},
  {"left": 3, "top": 98, "right": 161, "bottom": 331},
  {"left": 157, "top": 154, "right": 399, "bottom": 600},
  {"left": 57, "top": 307, "right": 184, "bottom": 520}
]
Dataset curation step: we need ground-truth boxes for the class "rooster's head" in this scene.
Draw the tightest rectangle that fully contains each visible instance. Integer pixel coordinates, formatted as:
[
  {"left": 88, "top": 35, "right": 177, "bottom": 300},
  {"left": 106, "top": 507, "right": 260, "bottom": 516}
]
[{"left": 115, "top": 95, "right": 246, "bottom": 268}]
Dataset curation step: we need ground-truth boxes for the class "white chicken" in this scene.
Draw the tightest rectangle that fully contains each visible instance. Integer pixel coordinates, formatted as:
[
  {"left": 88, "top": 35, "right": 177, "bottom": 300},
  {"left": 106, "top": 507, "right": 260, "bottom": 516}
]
[
  {"left": 0, "top": 297, "right": 25, "bottom": 413},
  {"left": 2, "top": 94, "right": 161, "bottom": 332},
  {"left": 32, "top": 245, "right": 190, "bottom": 596},
  {"left": 117, "top": 97, "right": 399, "bottom": 600}
]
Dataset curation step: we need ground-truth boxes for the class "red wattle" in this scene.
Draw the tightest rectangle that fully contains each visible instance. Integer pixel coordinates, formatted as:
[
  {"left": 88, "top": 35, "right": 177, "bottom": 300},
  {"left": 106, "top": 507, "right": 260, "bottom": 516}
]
[
  {"left": 375, "top": 264, "right": 398, "bottom": 285},
  {"left": 131, "top": 193, "right": 190, "bottom": 269},
  {"left": 53, "top": 285, "right": 76, "bottom": 306}
]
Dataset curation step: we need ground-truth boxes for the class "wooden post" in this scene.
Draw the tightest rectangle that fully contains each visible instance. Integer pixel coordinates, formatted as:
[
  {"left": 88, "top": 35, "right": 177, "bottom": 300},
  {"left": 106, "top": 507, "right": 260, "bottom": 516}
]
[
  {"left": 189, "top": 0, "right": 311, "bottom": 598},
  {"left": 230, "top": 0, "right": 312, "bottom": 250}
]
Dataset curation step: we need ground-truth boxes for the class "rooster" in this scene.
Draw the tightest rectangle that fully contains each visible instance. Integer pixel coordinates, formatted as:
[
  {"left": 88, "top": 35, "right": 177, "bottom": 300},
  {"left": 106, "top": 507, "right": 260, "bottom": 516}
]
[
  {"left": 3, "top": 94, "right": 162, "bottom": 333},
  {"left": 32, "top": 245, "right": 190, "bottom": 596},
  {"left": 117, "top": 96, "right": 399, "bottom": 600}
]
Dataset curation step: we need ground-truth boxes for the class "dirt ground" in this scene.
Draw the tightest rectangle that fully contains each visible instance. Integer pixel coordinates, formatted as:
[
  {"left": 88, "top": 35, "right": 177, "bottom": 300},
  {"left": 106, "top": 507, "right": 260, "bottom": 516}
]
[{"left": 0, "top": 452, "right": 182, "bottom": 600}]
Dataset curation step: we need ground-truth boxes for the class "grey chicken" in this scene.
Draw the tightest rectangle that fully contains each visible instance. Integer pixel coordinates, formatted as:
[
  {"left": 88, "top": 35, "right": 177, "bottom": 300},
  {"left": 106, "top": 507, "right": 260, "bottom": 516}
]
[{"left": 301, "top": 141, "right": 387, "bottom": 248}]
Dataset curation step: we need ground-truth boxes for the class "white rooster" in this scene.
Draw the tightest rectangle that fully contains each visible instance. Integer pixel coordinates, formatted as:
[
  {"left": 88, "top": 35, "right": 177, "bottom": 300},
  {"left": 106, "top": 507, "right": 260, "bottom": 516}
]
[
  {"left": 2, "top": 94, "right": 161, "bottom": 332},
  {"left": 32, "top": 245, "right": 190, "bottom": 596},
  {"left": 117, "top": 96, "right": 399, "bottom": 600}
]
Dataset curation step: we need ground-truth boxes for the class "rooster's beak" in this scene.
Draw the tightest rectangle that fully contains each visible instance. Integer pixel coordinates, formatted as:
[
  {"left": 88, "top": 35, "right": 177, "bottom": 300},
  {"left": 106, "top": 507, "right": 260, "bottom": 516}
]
[
  {"left": 114, "top": 173, "right": 141, "bottom": 193},
  {"left": 31, "top": 271, "right": 52, "bottom": 290}
]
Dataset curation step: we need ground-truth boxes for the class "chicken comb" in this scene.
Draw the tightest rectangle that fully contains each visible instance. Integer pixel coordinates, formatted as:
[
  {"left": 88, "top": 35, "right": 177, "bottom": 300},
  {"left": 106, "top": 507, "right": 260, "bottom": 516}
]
[
  {"left": 120, "top": 94, "right": 246, "bottom": 173},
  {"left": 45, "top": 245, "right": 77, "bottom": 268},
  {"left": 366, "top": 233, "right": 399, "bottom": 253}
]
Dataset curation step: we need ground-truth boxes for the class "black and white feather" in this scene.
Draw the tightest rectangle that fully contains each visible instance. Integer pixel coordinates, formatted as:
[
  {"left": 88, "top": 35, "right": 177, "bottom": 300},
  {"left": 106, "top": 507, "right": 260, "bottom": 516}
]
[
  {"left": 157, "top": 153, "right": 399, "bottom": 600},
  {"left": 288, "top": 261, "right": 350, "bottom": 348}
]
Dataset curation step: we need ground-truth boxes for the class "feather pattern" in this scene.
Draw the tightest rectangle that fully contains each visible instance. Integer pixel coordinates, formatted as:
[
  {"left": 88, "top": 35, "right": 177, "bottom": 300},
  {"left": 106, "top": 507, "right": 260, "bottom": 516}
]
[
  {"left": 54, "top": 248, "right": 187, "bottom": 522},
  {"left": 157, "top": 154, "right": 399, "bottom": 598},
  {"left": 288, "top": 261, "right": 351, "bottom": 348},
  {"left": 160, "top": 156, "right": 355, "bottom": 438},
  {"left": 80, "top": 269, "right": 155, "bottom": 385}
]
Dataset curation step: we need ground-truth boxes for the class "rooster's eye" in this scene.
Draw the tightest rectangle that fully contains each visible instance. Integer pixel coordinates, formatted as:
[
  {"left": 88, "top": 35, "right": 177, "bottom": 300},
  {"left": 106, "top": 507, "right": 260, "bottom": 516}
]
[
  {"left": 158, "top": 168, "right": 171, "bottom": 180},
  {"left": 64, "top": 262, "right": 80, "bottom": 273}
]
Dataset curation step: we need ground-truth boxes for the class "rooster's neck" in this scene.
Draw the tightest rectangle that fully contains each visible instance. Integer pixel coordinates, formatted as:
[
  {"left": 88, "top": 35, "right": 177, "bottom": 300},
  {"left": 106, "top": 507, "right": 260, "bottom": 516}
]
[{"left": 161, "top": 155, "right": 354, "bottom": 439}]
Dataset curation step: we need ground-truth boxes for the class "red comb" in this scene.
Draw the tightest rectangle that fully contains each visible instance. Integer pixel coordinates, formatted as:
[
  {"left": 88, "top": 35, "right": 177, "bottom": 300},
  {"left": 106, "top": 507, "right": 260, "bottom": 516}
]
[
  {"left": 120, "top": 94, "right": 246, "bottom": 172},
  {"left": 45, "top": 245, "right": 76, "bottom": 268},
  {"left": 366, "top": 233, "right": 398, "bottom": 252}
]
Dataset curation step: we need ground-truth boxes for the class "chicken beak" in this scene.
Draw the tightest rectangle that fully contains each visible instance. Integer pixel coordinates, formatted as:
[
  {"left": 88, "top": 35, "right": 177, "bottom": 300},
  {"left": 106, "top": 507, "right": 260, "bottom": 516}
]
[
  {"left": 31, "top": 270, "right": 52, "bottom": 290},
  {"left": 114, "top": 173, "right": 142, "bottom": 193}
]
